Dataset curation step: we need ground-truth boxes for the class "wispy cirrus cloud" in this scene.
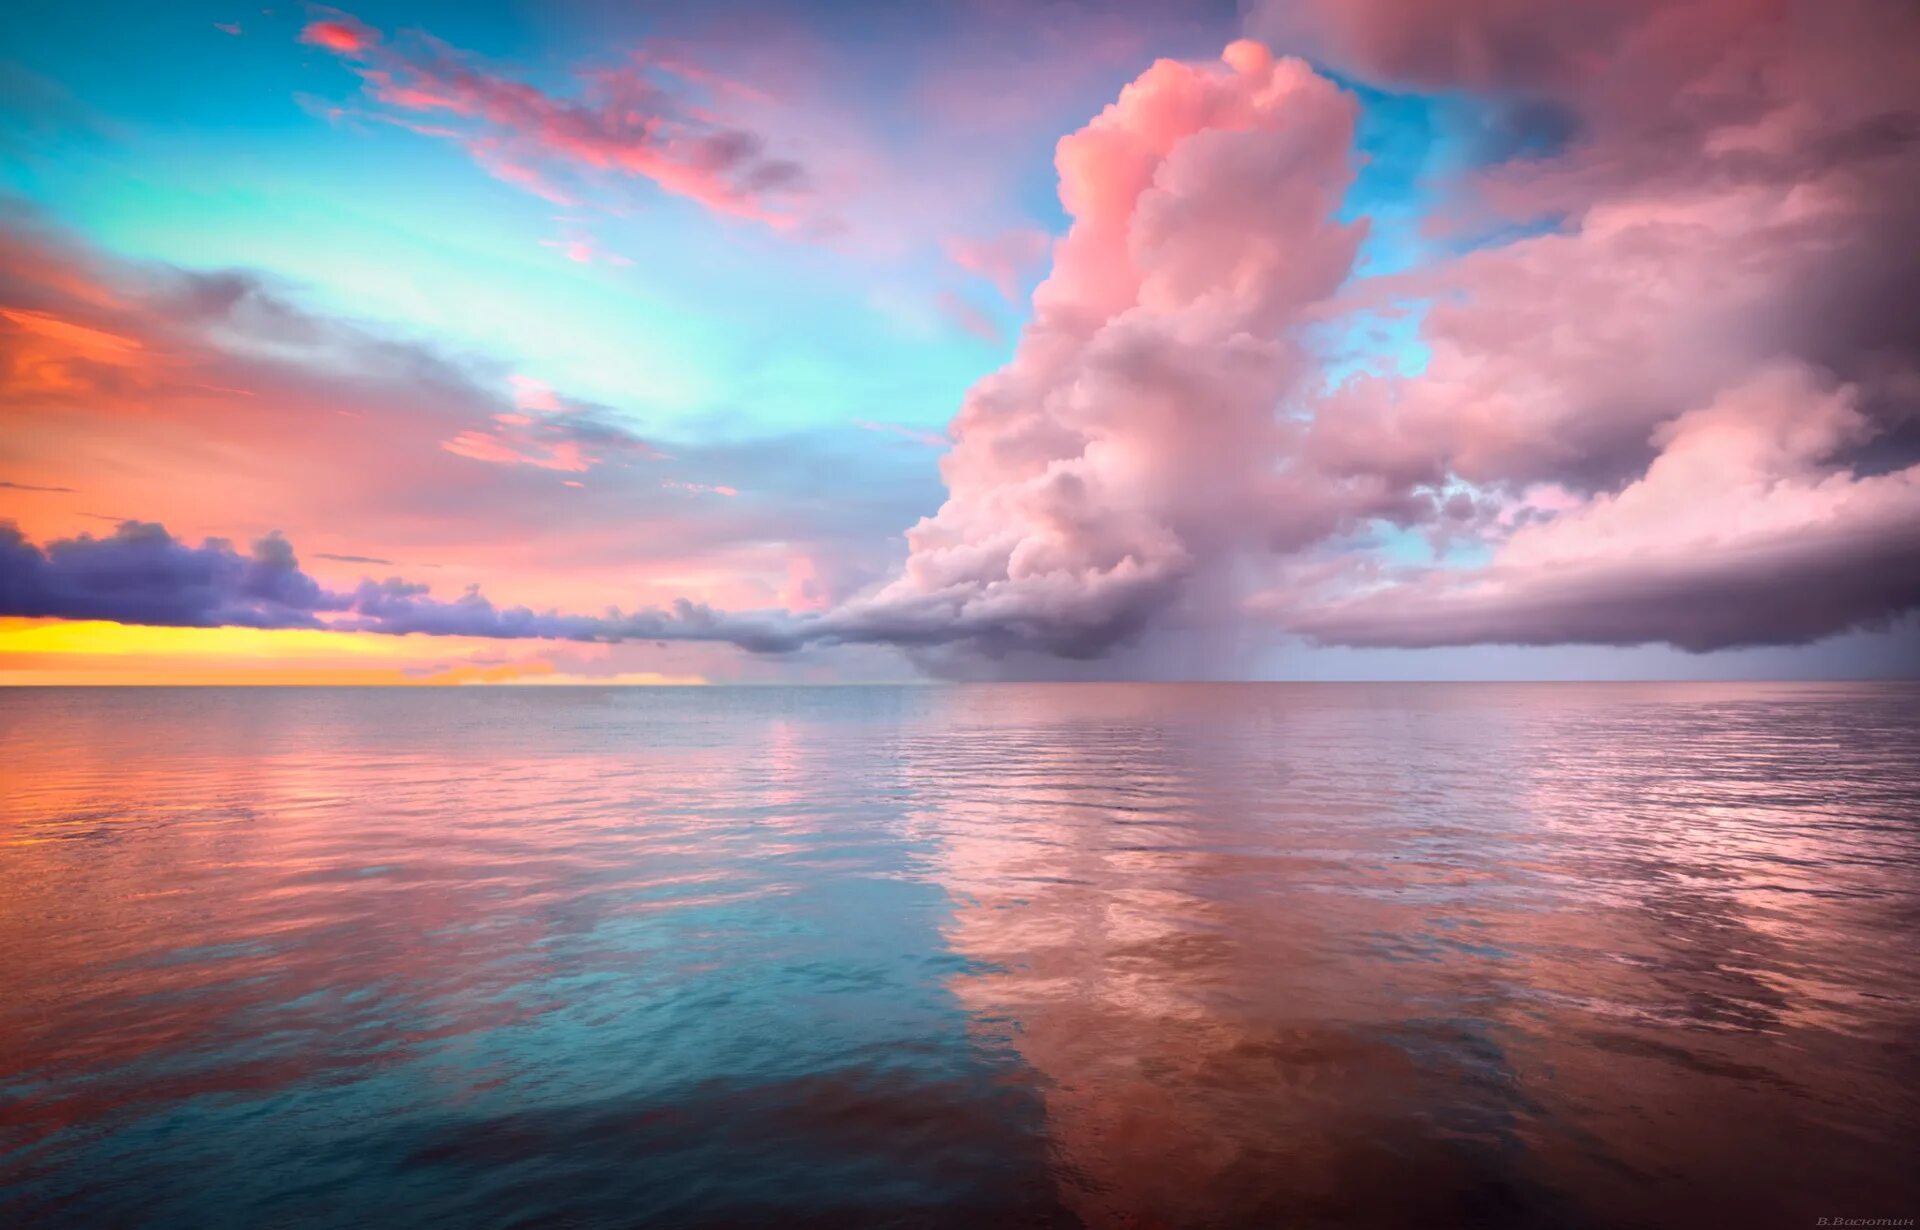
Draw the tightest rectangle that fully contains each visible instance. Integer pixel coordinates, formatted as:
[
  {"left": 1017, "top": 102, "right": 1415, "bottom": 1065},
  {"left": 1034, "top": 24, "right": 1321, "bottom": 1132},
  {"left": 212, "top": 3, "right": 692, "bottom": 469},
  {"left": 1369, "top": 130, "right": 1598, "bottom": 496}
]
[
  {"left": 299, "top": 11, "right": 812, "bottom": 228},
  {"left": 944, "top": 228, "right": 1050, "bottom": 303},
  {"left": 933, "top": 290, "right": 1003, "bottom": 346},
  {"left": 852, "top": 420, "right": 947, "bottom": 449},
  {"left": 538, "top": 219, "right": 633, "bottom": 267},
  {"left": 313, "top": 551, "right": 393, "bottom": 566},
  {"left": 441, "top": 376, "right": 665, "bottom": 475}
]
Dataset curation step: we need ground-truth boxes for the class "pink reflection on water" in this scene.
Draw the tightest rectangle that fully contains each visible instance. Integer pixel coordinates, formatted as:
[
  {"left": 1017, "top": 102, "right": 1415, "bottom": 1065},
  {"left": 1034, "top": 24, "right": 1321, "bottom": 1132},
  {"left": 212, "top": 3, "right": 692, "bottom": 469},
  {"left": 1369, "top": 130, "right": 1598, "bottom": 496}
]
[{"left": 907, "top": 683, "right": 1920, "bottom": 1226}]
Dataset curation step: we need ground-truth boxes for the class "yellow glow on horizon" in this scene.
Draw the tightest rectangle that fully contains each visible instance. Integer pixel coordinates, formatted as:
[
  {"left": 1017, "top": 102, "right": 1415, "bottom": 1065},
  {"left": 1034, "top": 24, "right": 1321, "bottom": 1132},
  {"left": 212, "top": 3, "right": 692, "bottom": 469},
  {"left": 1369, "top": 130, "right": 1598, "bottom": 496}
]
[
  {"left": 0, "top": 618, "right": 430, "bottom": 660},
  {"left": 0, "top": 620, "right": 707, "bottom": 686}
]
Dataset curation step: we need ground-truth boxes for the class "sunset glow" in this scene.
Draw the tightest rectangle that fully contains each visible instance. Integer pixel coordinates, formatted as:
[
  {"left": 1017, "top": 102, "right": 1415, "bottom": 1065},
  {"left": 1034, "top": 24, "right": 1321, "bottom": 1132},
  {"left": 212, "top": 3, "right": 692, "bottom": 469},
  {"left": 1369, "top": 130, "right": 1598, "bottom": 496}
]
[
  {"left": 3, "top": 0, "right": 1917, "bottom": 682},
  {"left": 5, "top": 7, "right": 1919, "bottom": 1226}
]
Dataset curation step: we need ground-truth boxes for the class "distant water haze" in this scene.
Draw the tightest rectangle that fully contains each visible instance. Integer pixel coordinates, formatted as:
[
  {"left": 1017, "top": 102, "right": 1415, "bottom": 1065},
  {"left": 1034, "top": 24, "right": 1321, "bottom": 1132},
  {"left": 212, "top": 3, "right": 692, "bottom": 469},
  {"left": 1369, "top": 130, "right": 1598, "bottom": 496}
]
[{"left": 3, "top": 684, "right": 1917, "bottom": 1227}]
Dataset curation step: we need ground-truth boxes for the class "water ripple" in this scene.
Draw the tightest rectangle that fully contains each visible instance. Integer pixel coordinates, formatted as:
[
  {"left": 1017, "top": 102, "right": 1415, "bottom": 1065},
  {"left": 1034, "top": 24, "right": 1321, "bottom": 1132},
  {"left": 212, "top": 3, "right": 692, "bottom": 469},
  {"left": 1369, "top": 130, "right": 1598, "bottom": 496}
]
[{"left": 1, "top": 683, "right": 1916, "bottom": 1228}]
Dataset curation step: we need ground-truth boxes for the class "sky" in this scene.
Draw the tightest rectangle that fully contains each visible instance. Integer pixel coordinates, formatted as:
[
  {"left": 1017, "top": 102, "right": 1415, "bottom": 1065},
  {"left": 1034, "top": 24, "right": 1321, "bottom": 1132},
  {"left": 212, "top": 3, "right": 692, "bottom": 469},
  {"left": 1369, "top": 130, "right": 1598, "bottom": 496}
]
[{"left": 2, "top": 0, "right": 1917, "bottom": 684}]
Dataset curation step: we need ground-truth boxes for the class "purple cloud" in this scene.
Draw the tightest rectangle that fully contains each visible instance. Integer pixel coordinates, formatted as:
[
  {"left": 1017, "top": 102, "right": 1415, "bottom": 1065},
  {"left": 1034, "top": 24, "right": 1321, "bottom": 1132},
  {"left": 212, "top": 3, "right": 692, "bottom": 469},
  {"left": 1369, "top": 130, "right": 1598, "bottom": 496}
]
[{"left": 0, "top": 520, "right": 809, "bottom": 652}]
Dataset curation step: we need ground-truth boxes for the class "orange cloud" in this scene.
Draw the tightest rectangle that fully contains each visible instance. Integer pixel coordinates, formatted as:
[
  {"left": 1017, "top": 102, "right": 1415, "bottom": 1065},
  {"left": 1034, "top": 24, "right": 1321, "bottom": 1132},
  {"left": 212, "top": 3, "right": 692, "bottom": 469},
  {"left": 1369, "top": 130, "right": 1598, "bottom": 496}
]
[
  {"left": 442, "top": 431, "right": 592, "bottom": 473},
  {"left": 1, "top": 307, "right": 149, "bottom": 398}
]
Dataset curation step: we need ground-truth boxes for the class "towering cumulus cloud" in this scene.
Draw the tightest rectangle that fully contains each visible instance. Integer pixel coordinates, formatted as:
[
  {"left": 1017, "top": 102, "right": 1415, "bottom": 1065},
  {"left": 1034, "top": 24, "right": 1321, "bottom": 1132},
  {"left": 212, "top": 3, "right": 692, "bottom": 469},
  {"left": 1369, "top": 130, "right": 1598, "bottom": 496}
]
[{"left": 830, "top": 42, "right": 1366, "bottom": 658}]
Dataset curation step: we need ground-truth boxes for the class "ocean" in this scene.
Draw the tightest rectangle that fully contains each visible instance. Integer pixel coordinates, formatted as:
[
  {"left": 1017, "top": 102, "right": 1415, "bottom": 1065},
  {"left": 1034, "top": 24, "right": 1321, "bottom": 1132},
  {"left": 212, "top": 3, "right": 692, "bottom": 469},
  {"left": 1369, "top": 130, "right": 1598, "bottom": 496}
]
[{"left": 2, "top": 683, "right": 1917, "bottom": 1228}]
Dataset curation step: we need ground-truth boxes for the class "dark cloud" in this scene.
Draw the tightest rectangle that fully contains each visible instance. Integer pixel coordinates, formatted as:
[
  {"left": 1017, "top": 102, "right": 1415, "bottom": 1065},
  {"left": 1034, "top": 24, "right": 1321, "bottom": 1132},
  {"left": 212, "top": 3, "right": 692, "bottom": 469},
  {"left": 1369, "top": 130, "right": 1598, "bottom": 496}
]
[
  {"left": 1289, "top": 531, "right": 1920, "bottom": 654},
  {"left": 0, "top": 521, "right": 332, "bottom": 630},
  {"left": 1281, "top": 366, "right": 1920, "bottom": 652},
  {"left": 0, "top": 480, "right": 76, "bottom": 493},
  {"left": 0, "top": 518, "right": 1198, "bottom": 658},
  {"left": 313, "top": 552, "right": 393, "bottom": 565},
  {"left": 0, "top": 520, "right": 813, "bottom": 652}
]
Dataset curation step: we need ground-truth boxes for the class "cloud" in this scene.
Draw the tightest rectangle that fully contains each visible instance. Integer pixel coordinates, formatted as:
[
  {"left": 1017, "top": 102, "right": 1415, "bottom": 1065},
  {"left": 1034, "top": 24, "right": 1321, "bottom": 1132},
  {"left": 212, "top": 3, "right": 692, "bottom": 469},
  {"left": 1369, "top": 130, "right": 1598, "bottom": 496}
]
[
  {"left": 848, "top": 17, "right": 1920, "bottom": 662},
  {"left": 440, "top": 378, "right": 666, "bottom": 476},
  {"left": 539, "top": 220, "right": 633, "bottom": 267},
  {"left": 1302, "top": 177, "right": 1883, "bottom": 492},
  {"left": 933, "top": 290, "right": 1003, "bottom": 345},
  {"left": 1245, "top": 0, "right": 1650, "bottom": 94},
  {"left": 1281, "top": 365, "right": 1920, "bottom": 650},
  {"left": 829, "top": 41, "right": 1368, "bottom": 658},
  {"left": 852, "top": 420, "right": 947, "bottom": 449},
  {"left": 0, "top": 519, "right": 809, "bottom": 651},
  {"left": 301, "top": 17, "right": 375, "bottom": 57},
  {"left": 313, "top": 552, "right": 393, "bottom": 565},
  {"left": 1284, "top": 0, "right": 1920, "bottom": 489},
  {"left": 300, "top": 11, "right": 811, "bottom": 228},
  {"left": 0, "top": 521, "right": 333, "bottom": 630},
  {"left": 0, "top": 205, "right": 932, "bottom": 619},
  {"left": 1242, "top": 0, "right": 1920, "bottom": 654},
  {"left": 944, "top": 228, "right": 1050, "bottom": 302},
  {"left": 1, "top": 480, "right": 76, "bottom": 493}
]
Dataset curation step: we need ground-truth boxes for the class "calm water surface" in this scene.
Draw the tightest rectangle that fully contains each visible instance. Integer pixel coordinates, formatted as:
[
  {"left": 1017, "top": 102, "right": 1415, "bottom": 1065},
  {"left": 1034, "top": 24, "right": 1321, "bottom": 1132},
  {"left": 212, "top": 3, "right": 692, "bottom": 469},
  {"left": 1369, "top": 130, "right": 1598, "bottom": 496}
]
[{"left": 2, "top": 684, "right": 1918, "bottom": 1228}]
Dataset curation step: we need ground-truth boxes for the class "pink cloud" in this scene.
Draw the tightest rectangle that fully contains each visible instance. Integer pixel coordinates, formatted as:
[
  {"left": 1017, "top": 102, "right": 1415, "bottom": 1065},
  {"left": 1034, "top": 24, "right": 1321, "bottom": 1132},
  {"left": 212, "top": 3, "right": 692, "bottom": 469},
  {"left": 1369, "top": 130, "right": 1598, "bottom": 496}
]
[
  {"left": 1304, "top": 175, "right": 1855, "bottom": 491},
  {"left": 1232, "top": 0, "right": 1920, "bottom": 652},
  {"left": 945, "top": 227, "right": 1050, "bottom": 302},
  {"left": 299, "top": 17, "right": 377, "bottom": 56},
  {"left": 852, "top": 420, "right": 948, "bottom": 449},
  {"left": 537, "top": 223, "right": 632, "bottom": 268},
  {"left": 441, "top": 378, "right": 663, "bottom": 475},
  {"left": 300, "top": 12, "right": 811, "bottom": 229},
  {"left": 442, "top": 431, "right": 591, "bottom": 474},
  {"left": 633, "top": 48, "right": 775, "bottom": 106},
  {"left": 508, "top": 375, "right": 563, "bottom": 413},
  {"left": 542, "top": 238, "right": 594, "bottom": 264},
  {"left": 833, "top": 41, "right": 1368, "bottom": 657},
  {"left": 934, "top": 290, "right": 1003, "bottom": 345}
]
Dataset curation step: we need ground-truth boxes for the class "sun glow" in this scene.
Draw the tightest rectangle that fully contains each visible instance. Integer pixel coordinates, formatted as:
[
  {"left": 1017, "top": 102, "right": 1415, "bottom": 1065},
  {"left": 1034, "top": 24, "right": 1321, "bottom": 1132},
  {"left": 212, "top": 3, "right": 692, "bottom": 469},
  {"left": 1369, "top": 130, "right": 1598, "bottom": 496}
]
[{"left": 0, "top": 620, "right": 705, "bottom": 685}]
